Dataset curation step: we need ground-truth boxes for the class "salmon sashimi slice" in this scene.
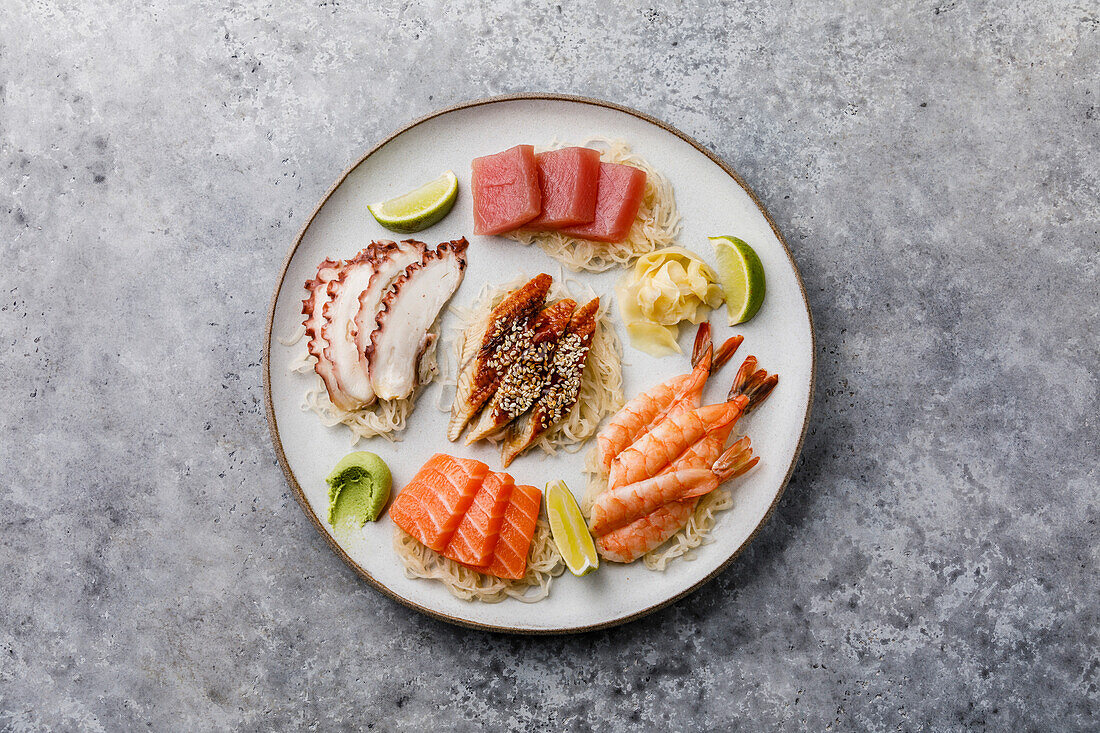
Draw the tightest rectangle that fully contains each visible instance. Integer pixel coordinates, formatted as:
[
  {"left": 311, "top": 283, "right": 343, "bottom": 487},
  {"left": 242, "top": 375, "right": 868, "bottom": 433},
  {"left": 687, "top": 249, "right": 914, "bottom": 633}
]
[
  {"left": 471, "top": 144, "right": 541, "bottom": 235},
  {"left": 442, "top": 471, "right": 514, "bottom": 567},
  {"left": 388, "top": 453, "right": 489, "bottom": 552},
  {"left": 470, "top": 483, "right": 542, "bottom": 580},
  {"left": 559, "top": 162, "right": 647, "bottom": 243},
  {"left": 526, "top": 147, "right": 602, "bottom": 229}
]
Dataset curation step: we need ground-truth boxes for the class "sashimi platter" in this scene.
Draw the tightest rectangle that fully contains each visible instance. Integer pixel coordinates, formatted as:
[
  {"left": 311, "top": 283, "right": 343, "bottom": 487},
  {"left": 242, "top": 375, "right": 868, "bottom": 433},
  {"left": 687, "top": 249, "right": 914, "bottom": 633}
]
[{"left": 265, "top": 95, "right": 814, "bottom": 632}]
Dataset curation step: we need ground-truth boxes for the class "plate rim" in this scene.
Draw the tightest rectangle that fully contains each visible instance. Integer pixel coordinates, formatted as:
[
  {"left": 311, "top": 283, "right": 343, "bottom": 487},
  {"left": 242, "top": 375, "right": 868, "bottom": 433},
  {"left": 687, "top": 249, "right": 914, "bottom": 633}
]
[{"left": 263, "top": 93, "right": 816, "bottom": 634}]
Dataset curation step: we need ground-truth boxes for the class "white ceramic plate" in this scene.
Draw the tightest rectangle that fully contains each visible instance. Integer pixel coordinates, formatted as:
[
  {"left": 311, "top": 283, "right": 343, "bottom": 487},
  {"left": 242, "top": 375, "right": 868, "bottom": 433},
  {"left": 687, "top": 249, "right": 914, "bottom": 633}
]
[{"left": 264, "top": 95, "right": 814, "bottom": 633}]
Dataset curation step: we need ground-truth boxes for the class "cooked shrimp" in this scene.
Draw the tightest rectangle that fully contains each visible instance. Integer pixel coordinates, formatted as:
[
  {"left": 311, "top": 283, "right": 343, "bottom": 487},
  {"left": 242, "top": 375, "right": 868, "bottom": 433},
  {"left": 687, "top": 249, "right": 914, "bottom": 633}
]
[
  {"left": 589, "top": 438, "right": 756, "bottom": 535},
  {"left": 595, "top": 326, "right": 713, "bottom": 473},
  {"left": 711, "top": 333, "right": 744, "bottom": 372},
  {"left": 595, "top": 441, "right": 758, "bottom": 563},
  {"left": 595, "top": 500, "right": 696, "bottom": 563},
  {"left": 596, "top": 356, "right": 779, "bottom": 563},
  {"left": 595, "top": 324, "right": 744, "bottom": 473},
  {"left": 606, "top": 398, "right": 748, "bottom": 490},
  {"left": 661, "top": 356, "right": 778, "bottom": 473}
]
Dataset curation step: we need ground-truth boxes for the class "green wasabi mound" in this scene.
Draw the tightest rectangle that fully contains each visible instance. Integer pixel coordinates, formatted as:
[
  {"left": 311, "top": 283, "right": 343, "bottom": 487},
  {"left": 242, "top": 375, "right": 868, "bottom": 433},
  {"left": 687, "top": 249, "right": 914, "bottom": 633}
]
[{"left": 325, "top": 451, "right": 392, "bottom": 528}]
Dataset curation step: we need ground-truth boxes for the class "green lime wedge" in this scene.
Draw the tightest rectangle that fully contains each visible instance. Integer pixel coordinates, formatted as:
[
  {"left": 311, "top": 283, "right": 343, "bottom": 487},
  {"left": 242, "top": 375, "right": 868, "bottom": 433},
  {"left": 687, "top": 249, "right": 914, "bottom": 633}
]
[
  {"left": 709, "top": 235, "right": 766, "bottom": 325},
  {"left": 545, "top": 480, "right": 599, "bottom": 576},
  {"left": 368, "top": 170, "right": 458, "bottom": 233}
]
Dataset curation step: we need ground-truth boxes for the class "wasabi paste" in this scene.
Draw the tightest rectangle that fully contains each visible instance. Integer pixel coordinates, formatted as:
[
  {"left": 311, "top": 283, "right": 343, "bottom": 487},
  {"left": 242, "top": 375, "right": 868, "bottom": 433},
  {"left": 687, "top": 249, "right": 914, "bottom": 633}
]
[{"left": 325, "top": 451, "right": 392, "bottom": 527}]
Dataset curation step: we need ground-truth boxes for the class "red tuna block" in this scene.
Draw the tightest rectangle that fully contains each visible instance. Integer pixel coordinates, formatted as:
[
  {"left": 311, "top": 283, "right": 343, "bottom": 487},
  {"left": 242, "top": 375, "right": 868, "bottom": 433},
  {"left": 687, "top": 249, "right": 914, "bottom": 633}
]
[
  {"left": 559, "top": 162, "right": 647, "bottom": 243},
  {"left": 471, "top": 144, "right": 541, "bottom": 235},
  {"left": 526, "top": 147, "right": 602, "bottom": 229}
]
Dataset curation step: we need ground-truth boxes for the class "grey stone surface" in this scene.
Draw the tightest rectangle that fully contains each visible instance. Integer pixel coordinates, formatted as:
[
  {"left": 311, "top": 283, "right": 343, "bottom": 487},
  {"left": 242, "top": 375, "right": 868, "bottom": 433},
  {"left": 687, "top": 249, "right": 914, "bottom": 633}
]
[{"left": 1, "top": 0, "right": 1097, "bottom": 729}]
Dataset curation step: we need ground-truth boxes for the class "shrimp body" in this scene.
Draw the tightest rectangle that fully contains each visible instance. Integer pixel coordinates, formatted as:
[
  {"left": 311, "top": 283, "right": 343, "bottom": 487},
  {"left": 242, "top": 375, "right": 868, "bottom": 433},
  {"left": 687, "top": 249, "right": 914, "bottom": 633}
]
[
  {"left": 595, "top": 373, "right": 694, "bottom": 473},
  {"left": 607, "top": 397, "right": 748, "bottom": 491},
  {"left": 631, "top": 429, "right": 742, "bottom": 550},
  {"left": 599, "top": 356, "right": 778, "bottom": 561},
  {"left": 596, "top": 501, "right": 698, "bottom": 563},
  {"left": 595, "top": 345, "right": 711, "bottom": 473},
  {"left": 595, "top": 437, "right": 757, "bottom": 562},
  {"left": 589, "top": 468, "right": 719, "bottom": 536}
]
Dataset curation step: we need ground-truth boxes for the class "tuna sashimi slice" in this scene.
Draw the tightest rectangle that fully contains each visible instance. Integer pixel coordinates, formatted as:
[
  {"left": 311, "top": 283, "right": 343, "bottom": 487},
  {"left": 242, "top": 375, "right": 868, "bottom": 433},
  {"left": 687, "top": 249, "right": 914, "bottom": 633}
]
[
  {"left": 389, "top": 454, "right": 489, "bottom": 552},
  {"left": 442, "top": 471, "right": 515, "bottom": 567},
  {"left": 471, "top": 483, "right": 542, "bottom": 580},
  {"left": 559, "top": 162, "right": 647, "bottom": 243},
  {"left": 471, "top": 144, "right": 541, "bottom": 235},
  {"left": 526, "top": 147, "right": 601, "bottom": 229}
]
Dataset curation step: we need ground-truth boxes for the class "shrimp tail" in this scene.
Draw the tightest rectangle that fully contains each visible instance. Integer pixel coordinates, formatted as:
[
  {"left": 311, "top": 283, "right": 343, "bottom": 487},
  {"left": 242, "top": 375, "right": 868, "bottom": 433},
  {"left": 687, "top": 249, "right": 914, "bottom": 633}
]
[
  {"left": 712, "top": 335, "right": 744, "bottom": 372},
  {"left": 727, "top": 356, "right": 779, "bottom": 413},
  {"left": 711, "top": 436, "right": 758, "bottom": 482},
  {"left": 694, "top": 323, "right": 742, "bottom": 373},
  {"left": 691, "top": 322, "right": 713, "bottom": 368}
]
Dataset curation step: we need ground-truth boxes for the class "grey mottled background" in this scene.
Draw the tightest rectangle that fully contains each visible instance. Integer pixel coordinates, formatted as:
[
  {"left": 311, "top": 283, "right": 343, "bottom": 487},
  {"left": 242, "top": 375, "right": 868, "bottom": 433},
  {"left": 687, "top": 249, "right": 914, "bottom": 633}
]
[{"left": 2, "top": 0, "right": 1097, "bottom": 730}]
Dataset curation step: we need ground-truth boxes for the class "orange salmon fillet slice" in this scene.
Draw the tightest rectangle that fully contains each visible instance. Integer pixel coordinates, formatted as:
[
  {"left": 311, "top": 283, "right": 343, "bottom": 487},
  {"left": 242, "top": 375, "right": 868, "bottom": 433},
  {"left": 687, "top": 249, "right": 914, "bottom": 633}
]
[
  {"left": 442, "top": 471, "right": 515, "bottom": 567},
  {"left": 469, "top": 483, "right": 542, "bottom": 580},
  {"left": 389, "top": 454, "right": 489, "bottom": 552}
]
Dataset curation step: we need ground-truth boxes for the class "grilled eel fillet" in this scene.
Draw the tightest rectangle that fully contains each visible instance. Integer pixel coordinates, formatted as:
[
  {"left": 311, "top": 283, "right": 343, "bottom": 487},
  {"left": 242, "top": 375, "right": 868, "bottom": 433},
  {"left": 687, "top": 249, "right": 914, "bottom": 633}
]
[
  {"left": 447, "top": 273, "right": 552, "bottom": 441},
  {"left": 464, "top": 298, "right": 577, "bottom": 444},
  {"left": 501, "top": 297, "right": 599, "bottom": 467}
]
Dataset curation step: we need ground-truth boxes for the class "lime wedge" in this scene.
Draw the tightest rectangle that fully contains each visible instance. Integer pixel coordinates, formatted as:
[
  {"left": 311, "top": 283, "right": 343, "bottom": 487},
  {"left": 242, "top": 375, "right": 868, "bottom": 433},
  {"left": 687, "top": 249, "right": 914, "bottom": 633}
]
[
  {"left": 545, "top": 480, "right": 599, "bottom": 576},
  {"left": 368, "top": 170, "right": 458, "bottom": 233},
  {"left": 709, "top": 235, "right": 766, "bottom": 324}
]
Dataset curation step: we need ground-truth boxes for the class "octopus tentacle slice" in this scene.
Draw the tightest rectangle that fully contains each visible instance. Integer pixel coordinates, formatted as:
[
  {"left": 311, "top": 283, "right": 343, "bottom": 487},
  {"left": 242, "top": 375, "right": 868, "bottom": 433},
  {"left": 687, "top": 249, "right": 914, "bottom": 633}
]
[
  {"left": 320, "top": 240, "right": 425, "bottom": 410},
  {"left": 367, "top": 238, "right": 468, "bottom": 401},
  {"left": 501, "top": 297, "right": 599, "bottom": 467},
  {"left": 447, "top": 274, "right": 552, "bottom": 442},
  {"left": 351, "top": 239, "right": 429, "bottom": 382},
  {"left": 606, "top": 397, "right": 750, "bottom": 491},
  {"left": 302, "top": 257, "right": 347, "bottom": 408},
  {"left": 464, "top": 299, "right": 576, "bottom": 444},
  {"left": 589, "top": 438, "right": 756, "bottom": 536}
]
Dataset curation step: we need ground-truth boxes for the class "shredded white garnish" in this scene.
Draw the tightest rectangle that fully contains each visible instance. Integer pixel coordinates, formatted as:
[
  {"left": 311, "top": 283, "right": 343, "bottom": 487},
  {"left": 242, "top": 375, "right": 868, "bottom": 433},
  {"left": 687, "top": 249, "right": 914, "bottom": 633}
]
[
  {"left": 278, "top": 323, "right": 307, "bottom": 347},
  {"left": 393, "top": 519, "right": 564, "bottom": 603},
  {"left": 284, "top": 327, "right": 440, "bottom": 444}
]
